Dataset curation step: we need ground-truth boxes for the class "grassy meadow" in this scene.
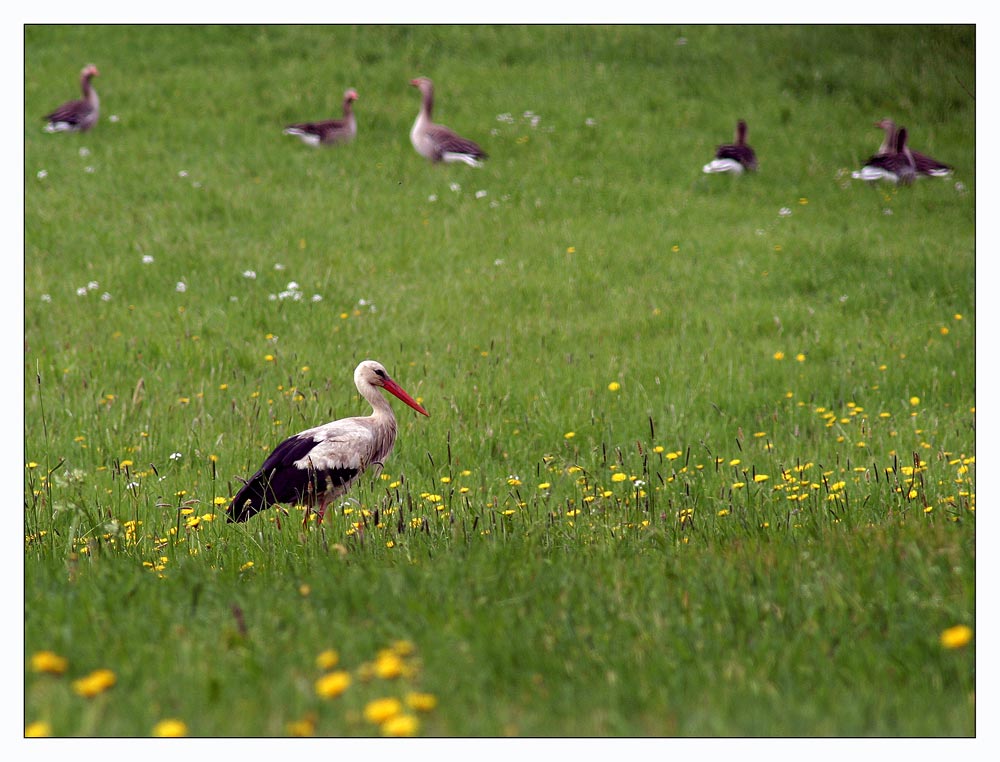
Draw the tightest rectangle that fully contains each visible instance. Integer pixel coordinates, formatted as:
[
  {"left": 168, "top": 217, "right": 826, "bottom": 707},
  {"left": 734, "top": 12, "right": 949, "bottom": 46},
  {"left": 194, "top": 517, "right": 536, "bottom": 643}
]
[{"left": 23, "top": 25, "right": 975, "bottom": 737}]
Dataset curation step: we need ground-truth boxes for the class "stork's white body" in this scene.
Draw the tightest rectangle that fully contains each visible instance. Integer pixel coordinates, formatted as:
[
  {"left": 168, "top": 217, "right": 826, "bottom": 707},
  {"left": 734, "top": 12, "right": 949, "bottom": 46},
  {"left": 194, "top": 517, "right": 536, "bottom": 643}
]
[{"left": 228, "top": 360, "right": 429, "bottom": 523}]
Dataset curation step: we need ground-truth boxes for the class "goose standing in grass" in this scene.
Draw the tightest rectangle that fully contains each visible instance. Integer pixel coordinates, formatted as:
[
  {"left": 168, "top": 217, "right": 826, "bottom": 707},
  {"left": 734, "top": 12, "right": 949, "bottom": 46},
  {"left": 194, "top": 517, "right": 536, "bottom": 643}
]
[
  {"left": 409, "top": 77, "right": 487, "bottom": 167},
  {"left": 44, "top": 64, "right": 100, "bottom": 133},
  {"left": 227, "top": 360, "right": 429, "bottom": 525},
  {"left": 873, "top": 118, "right": 952, "bottom": 177},
  {"left": 852, "top": 125, "right": 917, "bottom": 185},
  {"left": 702, "top": 119, "right": 758, "bottom": 174},
  {"left": 283, "top": 88, "right": 359, "bottom": 147}
]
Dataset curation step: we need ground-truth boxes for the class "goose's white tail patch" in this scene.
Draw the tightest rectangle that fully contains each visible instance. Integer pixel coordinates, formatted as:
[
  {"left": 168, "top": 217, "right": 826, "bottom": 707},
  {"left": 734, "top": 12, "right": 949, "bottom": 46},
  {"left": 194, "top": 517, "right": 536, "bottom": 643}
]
[
  {"left": 702, "top": 158, "right": 745, "bottom": 174},
  {"left": 852, "top": 167, "right": 899, "bottom": 183},
  {"left": 284, "top": 128, "right": 322, "bottom": 147},
  {"left": 442, "top": 152, "right": 484, "bottom": 168}
]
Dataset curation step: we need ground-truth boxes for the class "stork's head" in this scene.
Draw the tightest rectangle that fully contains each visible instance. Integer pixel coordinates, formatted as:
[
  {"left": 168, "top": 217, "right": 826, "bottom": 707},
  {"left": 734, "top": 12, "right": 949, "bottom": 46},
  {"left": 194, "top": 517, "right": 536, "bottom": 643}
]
[{"left": 356, "top": 360, "right": 429, "bottom": 417}]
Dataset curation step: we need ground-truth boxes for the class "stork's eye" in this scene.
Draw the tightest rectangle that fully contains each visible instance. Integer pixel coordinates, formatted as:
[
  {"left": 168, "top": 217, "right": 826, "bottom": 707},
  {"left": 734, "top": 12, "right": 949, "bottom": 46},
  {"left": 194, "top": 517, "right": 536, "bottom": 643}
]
[{"left": 374, "top": 368, "right": 387, "bottom": 378}]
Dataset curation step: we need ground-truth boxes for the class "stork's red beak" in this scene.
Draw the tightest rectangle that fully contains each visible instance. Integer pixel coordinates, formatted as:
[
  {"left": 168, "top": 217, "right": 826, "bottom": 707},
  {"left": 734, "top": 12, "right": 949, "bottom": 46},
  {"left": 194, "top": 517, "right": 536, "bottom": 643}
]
[{"left": 383, "top": 378, "right": 429, "bottom": 417}]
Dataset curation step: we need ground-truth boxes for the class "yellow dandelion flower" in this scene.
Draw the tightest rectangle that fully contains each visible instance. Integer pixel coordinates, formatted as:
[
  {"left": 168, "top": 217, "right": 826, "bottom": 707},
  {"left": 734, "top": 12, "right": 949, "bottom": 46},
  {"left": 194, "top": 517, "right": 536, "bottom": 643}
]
[
  {"left": 538, "top": 482, "right": 551, "bottom": 490},
  {"left": 910, "top": 396, "right": 920, "bottom": 406},
  {"left": 315, "top": 670, "right": 351, "bottom": 698},
  {"left": 72, "top": 668, "right": 117, "bottom": 698},
  {"left": 364, "top": 697, "right": 404, "bottom": 725},
  {"left": 773, "top": 351, "right": 785, "bottom": 360},
  {"left": 611, "top": 472, "right": 628, "bottom": 483},
  {"left": 315, "top": 649, "right": 339, "bottom": 671},
  {"left": 382, "top": 714, "right": 420, "bottom": 737},
  {"left": 940, "top": 326, "right": 949, "bottom": 335},
  {"left": 795, "top": 353, "right": 806, "bottom": 362},
  {"left": 239, "top": 561, "right": 254, "bottom": 572},
  {"left": 286, "top": 715, "right": 317, "bottom": 737},
  {"left": 608, "top": 381, "right": 621, "bottom": 392},
  {"left": 732, "top": 482, "right": 746, "bottom": 489},
  {"left": 374, "top": 650, "right": 405, "bottom": 679},
  {"left": 729, "top": 459, "right": 741, "bottom": 466},
  {"left": 152, "top": 719, "right": 188, "bottom": 737},
  {"left": 564, "top": 431, "right": 575, "bottom": 439},
  {"left": 25, "top": 721, "right": 52, "bottom": 737},
  {"left": 213, "top": 496, "right": 229, "bottom": 506},
  {"left": 940, "top": 625, "right": 973, "bottom": 649},
  {"left": 30, "top": 651, "right": 68, "bottom": 675},
  {"left": 753, "top": 474, "right": 769, "bottom": 483},
  {"left": 406, "top": 692, "right": 438, "bottom": 712}
]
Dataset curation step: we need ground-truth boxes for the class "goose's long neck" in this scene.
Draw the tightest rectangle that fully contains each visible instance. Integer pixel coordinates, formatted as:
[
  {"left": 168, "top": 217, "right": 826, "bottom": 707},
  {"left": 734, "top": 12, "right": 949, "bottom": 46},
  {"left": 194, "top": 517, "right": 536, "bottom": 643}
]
[
  {"left": 877, "top": 121, "right": 895, "bottom": 154},
  {"left": 82, "top": 73, "right": 98, "bottom": 108}
]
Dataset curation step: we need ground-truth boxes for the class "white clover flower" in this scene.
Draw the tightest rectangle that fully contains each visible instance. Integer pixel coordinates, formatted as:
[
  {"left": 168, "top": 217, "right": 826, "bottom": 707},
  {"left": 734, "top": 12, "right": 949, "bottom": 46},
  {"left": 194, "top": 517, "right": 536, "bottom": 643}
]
[
  {"left": 274, "top": 263, "right": 286, "bottom": 271},
  {"left": 449, "top": 182, "right": 461, "bottom": 193},
  {"left": 37, "top": 169, "right": 48, "bottom": 179},
  {"left": 496, "top": 112, "right": 514, "bottom": 123},
  {"left": 428, "top": 194, "right": 438, "bottom": 202},
  {"left": 779, "top": 207, "right": 792, "bottom": 217},
  {"left": 286, "top": 281, "right": 300, "bottom": 291},
  {"left": 883, "top": 208, "right": 893, "bottom": 216},
  {"left": 141, "top": 255, "right": 155, "bottom": 264},
  {"left": 79, "top": 147, "right": 90, "bottom": 157},
  {"left": 101, "top": 292, "right": 111, "bottom": 301},
  {"left": 585, "top": 117, "right": 597, "bottom": 127},
  {"left": 169, "top": 452, "right": 182, "bottom": 461},
  {"left": 76, "top": 287, "right": 88, "bottom": 296},
  {"left": 87, "top": 281, "right": 99, "bottom": 291},
  {"left": 176, "top": 282, "right": 187, "bottom": 293},
  {"left": 311, "top": 294, "right": 323, "bottom": 302},
  {"left": 242, "top": 270, "right": 256, "bottom": 279},
  {"left": 178, "top": 170, "right": 188, "bottom": 178},
  {"left": 475, "top": 190, "right": 488, "bottom": 199},
  {"left": 84, "top": 166, "right": 95, "bottom": 173},
  {"left": 494, "top": 259, "right": 505, "bottom": 266},
  {"left": 41, "top": 294, "right": 52, "bottom": 302},
  {"left": 109, "top": 114, "right": 120, "bottom": 123}
]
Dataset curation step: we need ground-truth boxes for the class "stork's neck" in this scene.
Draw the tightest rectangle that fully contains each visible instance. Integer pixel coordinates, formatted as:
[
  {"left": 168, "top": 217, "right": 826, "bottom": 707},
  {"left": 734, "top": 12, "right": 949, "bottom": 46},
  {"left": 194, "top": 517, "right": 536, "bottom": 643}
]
[
  {"left": 343, "top": 98, "right": 354, "bottom": 119},
  {"left": 361, "top": 381, "right": 396, "bottom": 422},
  {"left": 736, "top": 121, "right": 747, "bottom": 145}
]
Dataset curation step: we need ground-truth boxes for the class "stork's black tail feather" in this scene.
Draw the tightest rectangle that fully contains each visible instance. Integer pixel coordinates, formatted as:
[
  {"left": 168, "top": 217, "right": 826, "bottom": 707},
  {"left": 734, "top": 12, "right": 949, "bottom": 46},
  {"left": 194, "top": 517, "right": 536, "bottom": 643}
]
[{"left": 227, "top": 472, "right": 276, "bottom": 523}]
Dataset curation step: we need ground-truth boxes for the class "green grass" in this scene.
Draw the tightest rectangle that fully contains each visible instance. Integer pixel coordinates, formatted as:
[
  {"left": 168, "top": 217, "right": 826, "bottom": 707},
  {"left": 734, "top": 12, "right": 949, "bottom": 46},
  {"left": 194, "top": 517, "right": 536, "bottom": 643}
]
[{"left": 23, "top": 25, "right": 975, "bottom": 737}]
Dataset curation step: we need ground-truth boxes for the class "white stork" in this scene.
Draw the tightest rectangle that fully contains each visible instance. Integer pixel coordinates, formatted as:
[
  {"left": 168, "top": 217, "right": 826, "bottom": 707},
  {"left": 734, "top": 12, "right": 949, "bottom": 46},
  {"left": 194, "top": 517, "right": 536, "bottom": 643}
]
[
  {"left": 853, "top": 125, "right": 917, "bottom": 185},
  {"left": 873, "top": 118, "right": 953, "bottom": 177},
  {"left": 702, "top": 119, "right": 759, "bottom": 174},
  {"left": 44, "top": 64, "right": 100, "bottom": 133},
  {"left": 227, "top": 360, "right": 429, "bottom": 524},
  {"left": 409, "top": 77, "right": 488, "bottom": 167},
  {"left": 283, "top": 88, "right": 359, "bottom": 147}
]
